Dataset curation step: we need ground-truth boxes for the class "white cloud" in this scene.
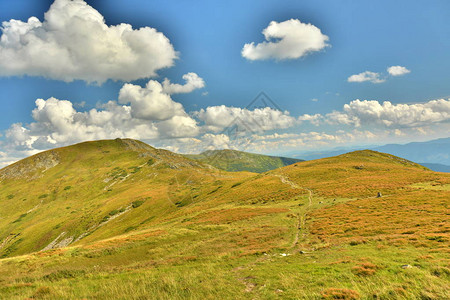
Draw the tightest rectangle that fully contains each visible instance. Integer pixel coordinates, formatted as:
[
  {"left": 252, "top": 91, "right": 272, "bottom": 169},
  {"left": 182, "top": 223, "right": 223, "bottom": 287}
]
[
  {"left": 0, "top": 0, "right": 177, "bottom": 84},
  {"left": 242, "top": 19, "right": 329, "bottom": 60},
  {"left": 177, "top": 130, "right": 380, "bottom": 155},
  {"left": 202, "top": 133, "right": 232, "bottom": 150},
  {"left": 156, "top": 116, "right": 200, "bottom": 138},
  {"left": 394, "top": 129, "right": 405, "bottom": 136},
  {"left": 194, "top": 105, "right": 297, "bottom": 132},
  {"left": 347, "top": 71, "right": 385, "bottom": 83},
  {"left": 387, "top": 65, "right": 411, "bottom": 76},
  {"left": 2, "top": 73, "right": 207, "bottom": 156},
  {"left": 15, "top": 97, "right": 159, "bottom": 148},
  {"left": 298, "top": 114, "right": 322, "bottom": 126},
  {"left": 118, "top": 80, "right": 186, "bottom": 121},
  {"left": 326, "top": 98, "right": 450, "bottom": 128},
  {"left": 348, "top": 65, "right": 411, "bottom": 83},
  {"left": 162, "top": 72, "right": 205, "bottom": 94}
]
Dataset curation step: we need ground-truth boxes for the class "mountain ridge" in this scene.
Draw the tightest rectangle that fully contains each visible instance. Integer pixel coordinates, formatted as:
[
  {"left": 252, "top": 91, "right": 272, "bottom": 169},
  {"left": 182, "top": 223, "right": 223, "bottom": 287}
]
[
  {"left": 281, "top": 137, "right": 450, "bottom": 172},
  {"left": 185, "top": 149, "right": 303, "bottom": 173}
]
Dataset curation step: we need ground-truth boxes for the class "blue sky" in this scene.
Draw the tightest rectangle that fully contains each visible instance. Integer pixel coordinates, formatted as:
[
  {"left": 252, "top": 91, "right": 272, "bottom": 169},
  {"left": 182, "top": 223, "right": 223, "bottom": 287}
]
[{"left": 0, "top": 0, "right": 449, "bottom": 166}]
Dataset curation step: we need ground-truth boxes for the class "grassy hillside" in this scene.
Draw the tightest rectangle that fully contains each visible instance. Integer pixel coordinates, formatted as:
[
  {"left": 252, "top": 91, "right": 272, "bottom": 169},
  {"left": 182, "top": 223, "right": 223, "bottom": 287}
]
[
  {"left": 185, "top": 149, "right": 303, "bottom": 173},
  {"left": 0, "top": 141, "right": 449, "bottom": 299}
]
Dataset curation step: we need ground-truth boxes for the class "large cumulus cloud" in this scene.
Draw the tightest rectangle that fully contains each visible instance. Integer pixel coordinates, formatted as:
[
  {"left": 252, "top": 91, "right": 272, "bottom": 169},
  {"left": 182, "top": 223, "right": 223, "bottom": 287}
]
[
  {"left": 0, "top": 0, "right": 177, "bottom": 83},
  {"left": 3, "top": 74, "right": 205, "bottom": 154},
  {"left": 326, "top": 99, "right": 450, "bottom": 127},
  {"left": 194, "top": 105, "right": 297, "bottom": 132},
  {"left": 118, "top": 80, "right": 186, "bottom": 121}
]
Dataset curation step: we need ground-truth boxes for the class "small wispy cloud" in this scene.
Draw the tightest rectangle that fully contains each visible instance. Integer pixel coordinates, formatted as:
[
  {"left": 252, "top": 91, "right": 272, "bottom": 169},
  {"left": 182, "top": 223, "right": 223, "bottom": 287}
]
[
  {"left": 387, "top": 65, "right": 411, "bottom": 76},
  {"left": 347, "top": 71, "right": 385, "bottom": 83},
  {"left": 348, "top": 65, "right": 410, "bottom": 83}
]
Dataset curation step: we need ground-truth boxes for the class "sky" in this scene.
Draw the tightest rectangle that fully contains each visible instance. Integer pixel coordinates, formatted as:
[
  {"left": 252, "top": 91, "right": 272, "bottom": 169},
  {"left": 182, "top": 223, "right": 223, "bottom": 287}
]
[{"left": 0, "top": 0, "right": 449, "bottom": 167}]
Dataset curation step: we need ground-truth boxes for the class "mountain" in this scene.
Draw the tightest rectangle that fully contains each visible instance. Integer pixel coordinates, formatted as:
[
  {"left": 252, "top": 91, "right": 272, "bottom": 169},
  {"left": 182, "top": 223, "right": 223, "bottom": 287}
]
[
  {"left": 287, "top": 137, "right": 450, "bottom": 172},
  {"left": 0, "top": 138, "right": 219, "bottom": 257},
  {"left": 420, "top": 162, "right": 450, "bottom": 172},
  {"left": 0, "top": 140, "right": 448, "bottom": 299},
  {"left": 373, "top": 137, "right": 450, "bottom": 166},
  {"left": 185, "top": 149, "right": 303, "bottom": 173}
]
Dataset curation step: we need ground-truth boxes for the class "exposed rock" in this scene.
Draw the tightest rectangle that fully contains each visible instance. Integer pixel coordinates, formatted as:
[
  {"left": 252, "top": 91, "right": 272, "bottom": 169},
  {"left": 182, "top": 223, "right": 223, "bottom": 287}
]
[
  {"left": 401, "top": 264, "right": 413, "bottom": 269},
  {"left": 0, "top": 151, "right": 59, "bottom": 181},
  {"left": 42, "top": 231, "right": 75, "bottom": 251},
  {"left": 42, "top": 232, "right": 67, "bottom": 251}
]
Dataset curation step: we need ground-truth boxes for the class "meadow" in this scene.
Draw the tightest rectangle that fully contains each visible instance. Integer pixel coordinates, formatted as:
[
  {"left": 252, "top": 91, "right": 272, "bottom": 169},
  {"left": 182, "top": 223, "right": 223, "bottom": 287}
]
[{"left": 0, "top": 139, "right": 448, "bottom": 299}]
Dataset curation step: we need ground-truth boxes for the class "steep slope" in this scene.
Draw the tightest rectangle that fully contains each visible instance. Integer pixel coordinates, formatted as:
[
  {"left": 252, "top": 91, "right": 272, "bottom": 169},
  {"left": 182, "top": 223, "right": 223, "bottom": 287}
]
[
  {"left": 185, "top": 149, "right": 303, "bottom": 173},
  {"left": 0, "top": 138, "right": 252, "bottom": 258},
  {"left": 0, "top": 145, "right": 448, "bottom": 299}
]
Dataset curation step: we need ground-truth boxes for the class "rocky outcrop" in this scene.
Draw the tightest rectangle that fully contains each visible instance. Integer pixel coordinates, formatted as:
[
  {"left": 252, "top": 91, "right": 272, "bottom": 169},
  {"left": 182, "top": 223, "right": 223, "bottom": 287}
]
[{"left": 0, "top": 150, "right": 60, "bottom": 181}]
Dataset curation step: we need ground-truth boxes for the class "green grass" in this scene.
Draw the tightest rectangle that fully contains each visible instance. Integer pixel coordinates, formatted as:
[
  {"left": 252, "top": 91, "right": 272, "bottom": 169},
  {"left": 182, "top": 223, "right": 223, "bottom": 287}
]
[
  {"left": 185, "top": 149, "right": 303, "bottom": 173},
  {"left": 0, "top": 140, "right": 448, "bottom": 299}
]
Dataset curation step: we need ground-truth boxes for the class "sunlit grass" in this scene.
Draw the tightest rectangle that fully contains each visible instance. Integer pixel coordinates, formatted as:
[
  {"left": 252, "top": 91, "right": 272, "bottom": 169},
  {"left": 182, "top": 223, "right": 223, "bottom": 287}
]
[{"left": 0, "top": 142, "right": 449, "bottom": 298}]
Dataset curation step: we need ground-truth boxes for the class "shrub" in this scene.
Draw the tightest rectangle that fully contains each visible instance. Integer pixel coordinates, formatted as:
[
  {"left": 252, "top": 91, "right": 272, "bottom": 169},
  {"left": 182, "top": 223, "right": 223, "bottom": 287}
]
[
  {"left": 64, "top": 186, "right": 72, "bottom": 190},
  {"left": 12, "top": 214, "right": 27, "bottom": 223},
  {"left": 132, "top": 200, "right": 144, "bottom": 208},
  {"left": 109, "top": 209, "right": 119, "bottom": 216},
  {"left": 100, "top": 215, "right": 110, "bottom": 223},
  {"left": 231, "top": 182, "right": 243, "bottom": 188},
  {"left": 38, "top": 194, "right": 49, "bottom": 199},
  {"left": 129, "top": 166, "right": 142, "bottom": 173},
  {"left": 125, "top": 226, "right": 138, "bottom": 233},
  {"left": 175, "top": 201, "right": 186, "bottom": 207}
]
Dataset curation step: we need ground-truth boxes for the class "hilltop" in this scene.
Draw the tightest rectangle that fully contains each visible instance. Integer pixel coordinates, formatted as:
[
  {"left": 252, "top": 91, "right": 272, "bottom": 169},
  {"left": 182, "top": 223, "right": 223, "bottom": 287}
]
[
  {"left": 0, "top": 140, "right": 449, "bottom": 299},
  {"left": 0, "top": 138, "right": 224, "bottom": 257},
  {"left": 287, "top": 137, "right": 450, "bottom": 172},
  {"left": 185, "top": 149, "right": 303, "bottom": 173}
]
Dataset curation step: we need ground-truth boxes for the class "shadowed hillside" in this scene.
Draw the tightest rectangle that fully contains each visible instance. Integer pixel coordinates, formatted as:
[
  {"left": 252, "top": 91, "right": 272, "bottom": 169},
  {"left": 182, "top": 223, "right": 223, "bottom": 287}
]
[
  {"left": 186, "top": 149, "right": 303, "bottom": 173},
  {"left": 0, "top": 140, "right": 448, "bottom": 299}
]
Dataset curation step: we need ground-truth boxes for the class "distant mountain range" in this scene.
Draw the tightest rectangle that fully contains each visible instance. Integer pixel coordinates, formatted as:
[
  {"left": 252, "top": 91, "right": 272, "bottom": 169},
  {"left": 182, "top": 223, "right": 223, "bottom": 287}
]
[
  {"left": 419, "top": 163, "right": 450, "bottom": 173},
  {"left": 286, "top": 137, "right": 450, "bottom": 172}
]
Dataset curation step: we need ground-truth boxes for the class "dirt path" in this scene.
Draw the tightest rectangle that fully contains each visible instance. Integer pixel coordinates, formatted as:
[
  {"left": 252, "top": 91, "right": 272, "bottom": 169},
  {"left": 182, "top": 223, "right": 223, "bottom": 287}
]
[
  {"left": 274, "top": 174, "right": 312, "bottom": 250},
  {"left": 231, "top": 174, "right": 314, "bottom": 293}
]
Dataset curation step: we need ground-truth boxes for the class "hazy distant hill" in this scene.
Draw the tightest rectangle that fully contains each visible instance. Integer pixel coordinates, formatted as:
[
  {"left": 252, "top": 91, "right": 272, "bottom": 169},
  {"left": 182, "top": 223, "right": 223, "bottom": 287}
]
[
  {"left": 185, "top": 149, "right": 303, "bottom": 173},
  {"left": 420, "top": 162, "right": 450, "bottom": 172},
  {"left": 373, "top": 137, "right": 450, "bottom": 165}
]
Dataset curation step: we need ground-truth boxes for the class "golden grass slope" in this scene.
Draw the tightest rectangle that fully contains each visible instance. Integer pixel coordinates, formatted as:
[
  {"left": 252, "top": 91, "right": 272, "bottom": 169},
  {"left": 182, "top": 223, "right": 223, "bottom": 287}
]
[{"left": 0, "top": 141, "right": 448, "bottom": 299}]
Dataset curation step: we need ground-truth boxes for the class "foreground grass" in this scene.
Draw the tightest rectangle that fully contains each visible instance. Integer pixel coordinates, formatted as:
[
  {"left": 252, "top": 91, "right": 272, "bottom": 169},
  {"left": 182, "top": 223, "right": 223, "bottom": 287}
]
[{"left": 1, "top": 242, "right": 448, "bottom": 299}]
